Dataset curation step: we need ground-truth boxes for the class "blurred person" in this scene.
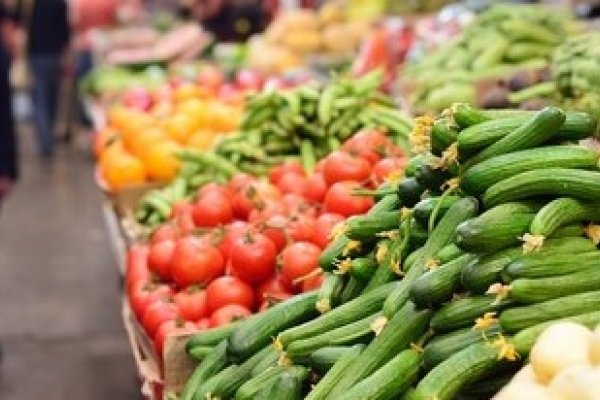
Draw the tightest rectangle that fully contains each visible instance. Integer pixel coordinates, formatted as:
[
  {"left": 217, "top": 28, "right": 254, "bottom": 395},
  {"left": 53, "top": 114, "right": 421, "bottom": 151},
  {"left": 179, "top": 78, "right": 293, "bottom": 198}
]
[{"left": 192, "top": 0, "right": 266, "bottom": 42}]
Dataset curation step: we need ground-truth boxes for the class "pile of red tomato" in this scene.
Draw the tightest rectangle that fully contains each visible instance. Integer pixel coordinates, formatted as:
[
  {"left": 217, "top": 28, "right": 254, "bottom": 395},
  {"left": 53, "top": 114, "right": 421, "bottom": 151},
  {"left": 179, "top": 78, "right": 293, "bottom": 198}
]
[{"left": 125, "top": 129, "right": 406, "bottom": 357}]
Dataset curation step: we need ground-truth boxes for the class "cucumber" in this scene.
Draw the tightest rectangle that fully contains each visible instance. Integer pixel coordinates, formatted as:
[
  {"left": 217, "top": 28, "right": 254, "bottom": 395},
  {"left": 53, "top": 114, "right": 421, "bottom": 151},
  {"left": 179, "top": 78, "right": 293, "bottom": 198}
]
[
  {"left": 410, "top": 254, "right": 478, "bottom": 308},
  {"left": 316, "top": 273, "right": 346, "bottom": 313},
  {"left": 327, "top": 302, "right": 431, "bottom": 398},
  {"left": 452, "top": 103, "right": 490, "bottom": 128},
  {"left": 348, "top": 257, "right": 378, "bottom": 281},
  {"left": 408, "top": 218, "right": 429, "bottom": 247},
  {"left": 278, "top": 282, "right": 399, "bottom": 346},
  {"left": 551, "top": 223, "right": 585, "bottom": 238},
  {"left": 462, "top": 107, "right": 566, "bottom": 170},
  {"left": 499, "top": 290, "right": 600, "bottom": 333},
  {"left": 431, "top": 119, "right": 458, "bottom": 156},
  {"left": 431, "top": 295, "right": 514, "bottom": 333},
  {"left": 186, "top": 321, "right": 240, "bottom": 351},
  {"left": 461, "top": 247, "right": 522, "bottom": 294},
  {"left": 410, "top": 342, "right": 515, "bottom": 400},
  {"left": 460, "top": 146, "right": 600, "bottom": 195},
  {"left": 250, "top": 346, "right": 279, "bottom": 377},
  {"left": 362, "top": 239, "right": 399, "bottom": 293},
  {"left": 406, "top": 154, "right": 433, "bottom": 177},
  {"left": 235, "top": 366, "right": 284, "bottom": 400},
  {"left": 383, "top": 197, "right": 479, "bottom": 317},
  {"left": 193, "top": 364, "right": 239, "bottom": 400},
  {"left": 397, "top": 177, "right": 426, "bottom": 207},
  {"left": 228, "top": 291, "right": 319, "bottom": 360},
  {"left": 529, "top": 197, "right": 600, "bottom": 237},
  {"left": 459, "top": 373, "right": 513, "bottom": 399},
  {"left": 346, "top": 212, "right": 400, "bottom": 241},
  {"left": 339, "top": 276, "right": 367, "bottom": 303},
  {"left": 434, "top": 244, "right": 464, "bottom": 264},
  {"left": 286, "top": 313, "right": 379, "bottom": 358},
  {"left": 457, "top": 116, "right": 528, "bottom": 157},
  {"left": 265, "top": 367, "right": 309, "bottom": 400},
  {"left": 423, "top": 323, "right": 502, "bottom": 370},
  {"left": 181, "top": 341, "right": 228, "bottom": 400},
  {"left": 306, "top": 345, "right": 365, "bottom": 400},
  {"left": 509, "top": 267, "right": 600, "bottom": 303},
  {"left": 404, "top": 247, "right": 425, "bottom": 270},
  {"left": 415, "top": 163, "right": 452, "bottom": 192},
  {"left": 483, "top": 168, "right": 600, "bottom": 208},
  {"left": 343, "top": 349, "right": 421, "bottom": 400},
  {"left": 504, "top": 251, "right": 600, "bottom": 279},
  {"left": 413, "top": 196, "right": 460, "bottom": 225},
  {"left": 188, "top": 345, "right": 212, "bottom": 361}
]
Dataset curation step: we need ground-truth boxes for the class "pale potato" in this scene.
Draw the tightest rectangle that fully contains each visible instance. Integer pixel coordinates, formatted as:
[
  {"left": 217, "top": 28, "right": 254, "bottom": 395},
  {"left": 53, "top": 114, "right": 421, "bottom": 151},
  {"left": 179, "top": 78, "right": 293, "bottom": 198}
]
[{"left": 547, "top": 364, "right": 600, "bottom": 400}]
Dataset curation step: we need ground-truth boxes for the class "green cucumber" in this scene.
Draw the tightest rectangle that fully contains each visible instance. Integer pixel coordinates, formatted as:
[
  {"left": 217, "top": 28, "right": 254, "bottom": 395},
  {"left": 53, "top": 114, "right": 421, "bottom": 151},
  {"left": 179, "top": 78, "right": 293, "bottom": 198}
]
[
  {"left": 459, "top": 373, "right": 513, "bottom": 399},
  {"left": 408, "top": 218, "right": 429, "bottom": 247},
  {"left": 431, "top": 295, "right": 514, "bottom": 333},
  {"left": 348, "top": 257, "right": 378, "bottom": 281},
  {"left": 339, "top": 276, "right": 367, "bottom": 303},
  {"left": 404, "top": 247, "right": 425, "bottom": 270},
  {"left": 462, "top": 107, "right": 566, "bottom": 170},
  {"left": 504, "top": 251, "right": 600, "bottom": 279},
  {"left": 188, "top": 346, "right": 212, "bottom": 361},
  {"left": 406, "top": 154, "right": 433, "bottom": 177},
  {"left": 434, "top": 244, "right": 464, "bottom": 264},
  {"left": 346, "top": 212, "right": 400, "bottom": 241},
  {"left": 550, "top": 223, "right": 585, "bottom": 238},
  {"left": 181, "top": 341, "right": 228, "bottom": 400},
  {"left": 265, "top": 367, "right": 309, "bottom": 400},
  {"left": 362, "top": 239, "right": 398, "bottom": 293},
  {"left": 250, "top": 346, "right": 279, "bottom": 377},
  {"left": 278, "top": 282, "right": 399, "bottom": 346},
  {"left": 397, "top": 177, "right": 426, "bottom": 207},
  {"left": 306, "top": 345, "right": 365, "bottom": 400},
  {"left": 410, "top": 254, "right": 477, "bottom": 308},
  {"left": 193, "top": 364, "right": 239, "bottom": 400},
  {"left": 235, "top": 366, "right": 284, "bottom": 400},
  {"left": 431, "top": 119, "right": 458, "bottom": 156},
  {"left": 530, "top": 197, "right": 600, "bottom": 237},
  {"left": 413, "top": 196, "right": 461, "bottom": 225},
  {"left": 509, "top": 267, "right": 600, "bottom": 303},
  {"left": 186, "top": 321, "right": 240, "bottom": 351},
  {"left": 499, "top": 290, "right": 600, "bottom": 333},
  {"left": 343, "top": 349, "right": 421, "bottom": 400},
  {"left": 460, "top": 145, "right": 600, "bottom": 196},
  {"left": 483, "top": 168, "right": 600, "bottom": 208},
  {"left": 285, "top": 313, "right": 379, "bottom": 358},
  {"left": 423, "top": 323, "right": 502, "bottom": 370},
  {"left": 452, "top": 103, "right": 491, "bottom": 128},
  {"left": 316, "top": 273, "right": 346, "bottom": 313},
  {"left": 327, "top": 302, "right": 432, "bottom": 398},
  {"left": 415, "top": 163, "right": 452, "bottom": 192},
  {"left": 457, "top": 116, "right": 528, "bottom": 157},
  {"left": 228, "top": 292, "right": 319, "bottom": 360}
]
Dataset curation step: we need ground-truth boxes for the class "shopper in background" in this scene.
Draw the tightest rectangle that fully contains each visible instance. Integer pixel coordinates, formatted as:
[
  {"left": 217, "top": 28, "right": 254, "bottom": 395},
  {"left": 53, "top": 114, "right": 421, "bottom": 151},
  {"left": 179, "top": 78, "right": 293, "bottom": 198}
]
[{"left": 192, "top": 0, "right": 266, "bottom": 42}]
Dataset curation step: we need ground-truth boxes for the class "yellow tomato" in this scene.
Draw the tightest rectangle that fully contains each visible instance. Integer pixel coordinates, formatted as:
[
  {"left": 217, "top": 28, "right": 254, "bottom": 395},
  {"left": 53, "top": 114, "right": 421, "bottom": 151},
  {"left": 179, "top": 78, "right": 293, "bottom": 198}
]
[
  {"left": 100, "top": 146, "right": 146, "bottom": 191},
  {"left": 187, "top": 130, "right": 218, "bottom": 150},
  {"left": 126, "top": 127, "right": 167, "bottom": 158},
  {"left": 143, "top": 140, "right": 181, "bottom": 182},
  {"left": 163, "top": 113, "right": 198, "bottom": 144}
]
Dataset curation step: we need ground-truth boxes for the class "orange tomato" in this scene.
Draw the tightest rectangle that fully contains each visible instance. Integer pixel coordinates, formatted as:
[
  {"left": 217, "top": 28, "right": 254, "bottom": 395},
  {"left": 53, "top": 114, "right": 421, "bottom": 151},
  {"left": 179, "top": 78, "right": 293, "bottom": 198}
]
[
  {"left": 93, "top": 127, "right": 119, "bottom": 159},
  {"left": 143, "top": 141, "right": 182, "bottom": 182},
  {"left": 173, "top": 83, "right": 204, "bottom": 103},
  {"left": 99, "top": 146, "right": 146, "bottom": 191},
  {"left": 163, "top": 113, "right": 198, "bottom": 144},
  {"left": 210, "top": 103, "right": 241, "bottom": 133},
  {"left": 187, "top": 130, "right": 217, "bottom": 150},
  {"left": 177, "top": 98, "right": 211, "bottom": 128},
  {"left": 126, "top": 127, "right": 167, "bottom": 158}
]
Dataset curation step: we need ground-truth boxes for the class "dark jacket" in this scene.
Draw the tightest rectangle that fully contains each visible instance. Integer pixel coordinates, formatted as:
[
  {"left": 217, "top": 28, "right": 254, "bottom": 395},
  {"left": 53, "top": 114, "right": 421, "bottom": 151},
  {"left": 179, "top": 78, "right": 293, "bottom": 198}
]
[
  {"left": 0, "top": 4, "right": 16, "bottom": 180},
  {"left": 19, "top": 0, "right": 70, "bottom": 56}
]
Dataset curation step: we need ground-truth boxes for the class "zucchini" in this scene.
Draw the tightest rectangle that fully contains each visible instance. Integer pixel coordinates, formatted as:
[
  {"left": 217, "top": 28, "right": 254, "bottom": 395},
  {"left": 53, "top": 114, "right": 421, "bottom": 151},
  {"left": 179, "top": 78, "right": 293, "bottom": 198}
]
[
  {"left": 504, "top": 251, "right": 600, "bottom": 279},
  {"left": 285, "top": 313, "right": 379, "bottom": 358},
  {"left": 339, "top": 276, "right": 367, "bottom": 303},
  {"left": 181, "top": 340, "right": 228, "bottom": 400},
  {"left": 346, "top": 212, "right": 400, "bottom": 241},
  {"left": 413, "top": 196, "right": 460, "bottom": 225},
  {"left": 462, "top": 106, "right": 566, "bottom": 170},
  {"left": 499, "top": 290, "right": 600, "bottom": 333},
  {"left": 483, "top": 168, "right": 600, "bottom": 208},
  {"left": 434, "top": 243, "right": 464, "bottom": 264},
  {"left": 316, "top": 273, "right": 346, "bottom": 313},
  {"left": 228, "top": 291, "right": 319, "bottom": 360},
  {"left": 278, "top": 282, "right": 399, "bottom": 346},
  {"left": 529, "top": 197, "right": 600, "bottom": 237},
  {"left": 306, "top": 345, "right": 364, "bottom": 400},
  {"left": 265, "top": 367, "right": 309, "bottom": 400},
  {"left": 383, "top": 197, "right": 479, "bottom": 317},
  {"left": 509, "top": 267, "right": 600, "bottom": 303},
  {"left": 186, "top": 321, "right": 240, "bottom": 351},
  {"left": 397, "top": 177, "right": 426, "bottom": 207},
  {"left": 343, "top": 349, "right": 421, "bottom": 400},
  {"left": 410, "top": 254, "right": 478, "bottom": 308},
  {"left": 410, "top": 342, "right": 516, "bottom": 400},
  {"left": 235, "top": 366, "right": 284, "bottom": 400},
  {"left": 423, "top": 323, "right": 502, "bottom": 370},
  {"left": 460, "top": 145, "right": 600, "bottom": 196},
  {"left": 327, "top": 302, "right": 431, "bottom": 398},
  {"left": 431, "top": 295, "right": 514, "bottom": 333}
]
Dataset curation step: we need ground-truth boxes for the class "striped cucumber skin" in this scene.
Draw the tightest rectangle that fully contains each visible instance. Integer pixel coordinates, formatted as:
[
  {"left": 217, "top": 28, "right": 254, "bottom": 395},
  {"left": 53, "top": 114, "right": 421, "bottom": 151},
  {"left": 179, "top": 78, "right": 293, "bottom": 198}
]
[
  {"left": 456, "top": 212, "right": 535, "bottom": 253},
  {"left": 509, "top": 267, "right": 600, "bottom": 303},
  {"left": 265, "top": 367, "right": 309, "bottom": 400},
  {"left": 460, "top": 146, "right": 600, "bottom": 196},
  {"left": 343, "top": 349, "right": 421, "bottom": 400},
  {"left": 530, "top": 197, "right": 600, "bottom": 237},
  {"left": 462, "top": 107, "right": 566, "bottom": 170},
  {"left": 500, "top": 290, "right": 600, "bottom": 333},
  {"left": 431, "top": 119, "right": 458, "bottom": 156},
  {"left": 505, "top": 251, "right": 600, "bottom": 280},
  {"left": 235, "top": 366, "right": 284, "bottom": 400},
  {"left": 180, "top": 341, "right": 228, "bottom": 400},
  {"left": 316, "top": 273, "right": 346, "bottom": 313},
  {"left": 434, "top": 244, "right": 464, "bottom": 264},
  {"left": 483, "top": 168, "right": 600, "bottom": 208},
  {"left": 413, "top": 196, "right": 461, "bottom": 225},
  {"left": 346, "top": 212, "right": 400, "bottom": 241},
  {"left": 186, "top": 322, "right": 240, "bottom": 351},
  {"left": 306, "top": 345, "right": 364, "bottom": 400},
  {"left": 431, "top": 296, "right": 514, "bottom": 333}
]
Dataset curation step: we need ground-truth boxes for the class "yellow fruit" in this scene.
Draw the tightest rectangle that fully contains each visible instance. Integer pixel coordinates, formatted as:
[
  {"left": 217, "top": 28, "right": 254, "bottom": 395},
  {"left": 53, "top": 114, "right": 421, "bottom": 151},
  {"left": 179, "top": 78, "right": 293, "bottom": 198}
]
[
  {"left": 143, "top": 141, "right": 182, "bottom": 182},
  {"left": 187, "top": 130, "right": 217, "bottom": 150},
  {"left": 100, "top": 146, "right": 146, "bottom": 191}
]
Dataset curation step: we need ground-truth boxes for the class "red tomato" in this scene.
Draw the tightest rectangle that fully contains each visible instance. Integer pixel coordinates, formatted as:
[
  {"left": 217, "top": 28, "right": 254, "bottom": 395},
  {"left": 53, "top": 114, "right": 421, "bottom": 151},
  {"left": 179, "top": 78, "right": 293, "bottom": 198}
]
[
  {"left": 302, "top": 271, "right": 324, "bottom": 292},
  {"left": 280, "top": 242, "right": 322, "bottom": 288},
  {"left": 192, "top": 191, "right": 234, "bottom": 228},
  {"left": 323, "top": 151, "right": 372, "bottom": 186},
  {"left": 142, "top": 299, "right": 179, "bottom": 337},
  {"left": 171, "top": 201, "right": 195, "bottom": 235},
  {"left": 209, "top": 304, "right": 252, "bottom": 327},
  {"left": 342, "top": 129, "right": 400, "bottom": 164},
  {"left": 228, "top": 173, "right": 256, "bottom": 194},
  {"left": 256, "top": 274, "right": 293, "bottom": 304},
  {"left": 229, "top": 232, "right": 277, "bottom": 284},
  {"left": 315, "top": 158, "right": 326, "bottom": 173},
  {"left": 305, "top": 173, "right": 328, "bottom": 203},
  {"left": 258, "top": 215, "right": 288, "bottom": 252},
  {"left": 129, "top": 281, "right": 174, "bottom": 318},
  {"left": 276, "top": 172, "right": 310, "bottom": 196},
  {"left": 324, "top": 181, "right": 374, "bottom": 217},
  {"left": 247, "top": 200, "right": 286, "bottom": 223},
  {"left": 281, "top": 194, "right": 316, "bottom": 217},
  {"left": 286, "top": 215, "right": 317, "bottom": 243},
  {"left": 198, "top": 183, "right": 232, "bottom": 199},
  {"left": 147, "top": 240, "right": 175, "bottom": 281},
  {"left": 206, "top": 276, "right": 255, "bottom": 313},
  {"left": 150, "top": 224, "right": 178, "bottom": 244},
  {"left": 154, "top": 318, "right": 196, "bottom": 356},
  {"left": 372, "top": 157, "right": 408, "bottom": 185},
  {"left": 313, "top": 213, "right": 346, "bottom": 248},
  {"left": 171, "top": 236, "right": 225, "bottom": 287},
  {"left": 174, "top": 287, "right": 208, "bottom": 321},
  {"left": 197, "top": 318, "right": 210, "bottom": 329},
  {"left": 217, "top": 221, "right": 250, "bottom": 258},
  {"left": 126, "top": 245, "right": 151, "bottom": 291},
  {"left": 269, "top": 161, "right": 304, "bottom": 185}
]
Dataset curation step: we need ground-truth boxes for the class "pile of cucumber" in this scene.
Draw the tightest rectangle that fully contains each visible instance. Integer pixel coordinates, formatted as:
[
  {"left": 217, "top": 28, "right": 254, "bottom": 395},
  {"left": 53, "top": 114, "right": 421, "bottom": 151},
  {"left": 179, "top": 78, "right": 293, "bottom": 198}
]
[
  {"left": 179, "top": 104, "right": 600, "bottom": 400},
  {"left": 405, "top": 4, "right": 579, "bottom": 113}
]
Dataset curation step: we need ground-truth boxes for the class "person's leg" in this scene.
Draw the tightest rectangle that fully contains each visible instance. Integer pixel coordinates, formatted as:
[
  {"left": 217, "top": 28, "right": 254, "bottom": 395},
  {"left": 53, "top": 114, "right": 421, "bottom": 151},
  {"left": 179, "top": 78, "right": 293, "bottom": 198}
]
[
  {"left": 46, "top": 55, "right": 62, "bottom": 130},
  {"left": 29, "top": 56, "right": 54, "bottom": 156}
]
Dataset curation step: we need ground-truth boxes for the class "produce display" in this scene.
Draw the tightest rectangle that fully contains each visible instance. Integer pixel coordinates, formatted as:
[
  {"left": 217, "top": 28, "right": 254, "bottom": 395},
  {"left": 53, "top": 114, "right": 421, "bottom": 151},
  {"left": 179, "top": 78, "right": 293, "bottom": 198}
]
[
  {"left": 495, "top": 321, "right": 600, "bottom": 400},
  {"left": 404, "top": 4, "right": 579, "bottom": 113},
  {"left": 176, "top": 103, "right": 600, "bottom": 399},
  {"left": 126, "top": 128, "right": 407, "bottom": 356}
]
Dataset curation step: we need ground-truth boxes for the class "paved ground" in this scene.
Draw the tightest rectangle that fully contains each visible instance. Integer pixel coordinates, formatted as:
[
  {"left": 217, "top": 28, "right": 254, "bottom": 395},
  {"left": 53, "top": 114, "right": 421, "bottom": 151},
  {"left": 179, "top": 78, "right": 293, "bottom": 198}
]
[{"left": 0, "top": 129, "right": 141, "bottom": 399}]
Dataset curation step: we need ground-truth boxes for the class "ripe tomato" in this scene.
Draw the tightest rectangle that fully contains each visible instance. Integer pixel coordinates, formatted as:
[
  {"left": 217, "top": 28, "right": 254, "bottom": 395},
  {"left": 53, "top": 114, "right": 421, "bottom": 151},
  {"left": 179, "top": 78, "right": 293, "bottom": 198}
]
[
  {"left": 228, "top": 173, "right": 256, "bottom": 194},
  {"left": 209, "top": 304, "right": 252, "bottom": 327},
  {"left": 126, "top": 245, "right": 151, "bottom": 291},
  {"left": 171, "top": 236, "right": 225, "bottom": 287},
  {"left": 171, "top": 201, "right": 195, "bottom": 235},
  {"left": 342, "top": 129, "right": 399, "bottom": 164},
  {"left": 129, "top": 281, "right": 174, "bottom": 318},
  {"left": 286, "top": 215, "right": 317, "bottom": 243},
  {"left": 313, "top": 213, "right": 346, "bottom": 248},
  {"left": 217, "top": 221, "right": 250, "bottom": 258},
  {"left": 147, "top": 240, "right": 175, "bottom": 281},
  {"left": 305, "top": 173, "right": 328, "bottom": 203},
  {"left": 192, "top": 191, "right": 234, "bottom": 227},
  {"left": 206, "top": 276, "right": 255, "bottom": 313},
  {"left": 198, "top": 182, "right": 232, "bottom": 199},
  {"left": 154, "top": 318, "right": 196, "bottom": 356},
  {"left": 269, "top": 161, "right": 304, "bottom": 185},
  {"left": 142, "top": 298, "right": 179, "bottom": 337},
  {"left": 280, "top": 242, "right": 322, "bottom": 288},
  {"left": 150, "top": 224, "right": 178, "bottom": 244},
  {"left": 247, "top": 200, "right": 286, "bottom": 223},
  {"left": 258, "top": 215, "right": 288, "bottom": 252},
  {"left": 372, "top": 157, "right": 408, "bottom": 185},
  {"left": 174, "top": 287, "right": 208, "bottom": 321},
  {"left": 302, "top": 271, "right": 324, "bottom": 292},
  {"left": 322, "top": 151, "right": 372, "bottom": 186},
  {"left": 229, "top": 232, "right": 277, "bottom": 284},
  {"left": 276, "top": 172, "right": 310, "bottom": 196},
  {"left": 281, "top": 194, "right": 316, "bottom": 217},
  {"left": 256, "top": 274, "right": 292, "bottom": 304},
  {"left": 197, "top": 318, "right": 210, "bottom": 329},
  {"left": 324, "top": 181, "right": 374, "bottom": 217},
  {"left": 232, "top": 182, "right": 281, "bottom": 220}
]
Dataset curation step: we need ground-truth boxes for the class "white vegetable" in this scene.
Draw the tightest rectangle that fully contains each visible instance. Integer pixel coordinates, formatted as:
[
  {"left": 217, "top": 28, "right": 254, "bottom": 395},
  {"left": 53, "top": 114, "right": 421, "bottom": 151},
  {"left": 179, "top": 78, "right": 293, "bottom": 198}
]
[
  {"left": 547, "top": 365, "right": 600, "bottom": 400},
  {"left": 530, "top": 322, "right": 592, "bottom": 383},
  {"left": 493, "top": 381, "right": 553, "bottom": 400},
  {"left": 589, "top": 324, "right": 600, "bottom": 365},
  {"left": 510, "top": 365, "right": 539, "bottom": 384}
]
